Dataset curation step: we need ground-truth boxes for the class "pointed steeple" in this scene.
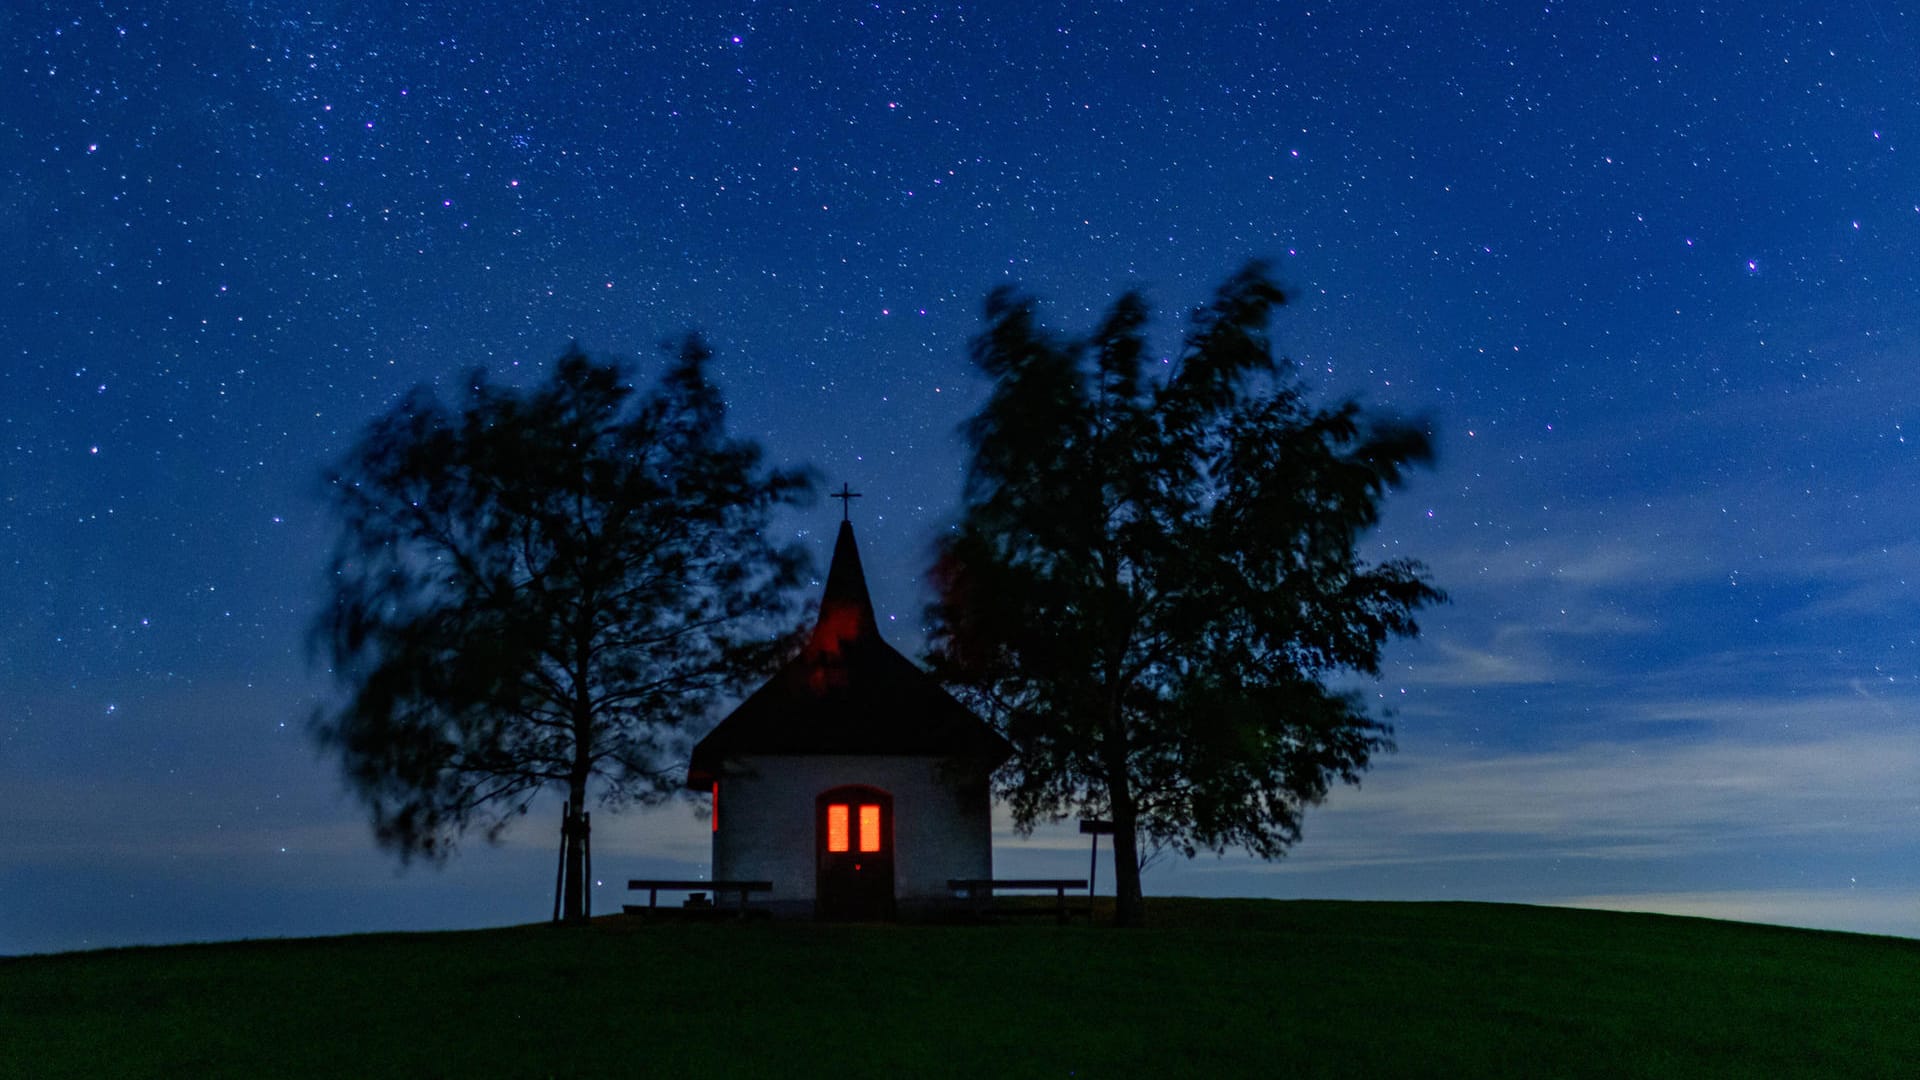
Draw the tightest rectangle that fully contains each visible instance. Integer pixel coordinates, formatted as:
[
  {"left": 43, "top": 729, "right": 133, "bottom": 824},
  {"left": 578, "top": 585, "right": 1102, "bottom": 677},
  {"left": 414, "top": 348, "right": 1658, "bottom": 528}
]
[
  {"left": 808, "top": 520, "right": 879, "bottom": 655},
  {"left": 685, "top": 500, "right": 1011, "bottom": 788}
]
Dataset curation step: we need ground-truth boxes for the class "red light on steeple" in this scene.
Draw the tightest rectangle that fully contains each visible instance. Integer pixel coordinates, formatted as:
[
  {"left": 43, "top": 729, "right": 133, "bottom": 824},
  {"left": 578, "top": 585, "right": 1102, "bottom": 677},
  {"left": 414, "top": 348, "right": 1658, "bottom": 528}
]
[{"left": 807, "top": 521, "right": 880, "bottom": 654}]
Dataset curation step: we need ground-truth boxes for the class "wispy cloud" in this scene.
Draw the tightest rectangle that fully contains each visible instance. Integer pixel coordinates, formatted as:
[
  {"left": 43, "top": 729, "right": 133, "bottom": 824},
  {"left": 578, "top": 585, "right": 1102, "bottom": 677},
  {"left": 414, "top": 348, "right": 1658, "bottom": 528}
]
[
  {"left": 1628, "top": 688, "right": 1918, "bottom": 732},
  {"left": 1407, "top": 638, "right": 1562, "bottom": 687},
  {"left": 1309, "top": 729, "right": 1920, "bottom": 854},
  {"left": 1554, "top": 888, "right": 1920, "bottom": 939},
  {"left": 1070, "top": 719, "right": 1920, "bottom": 938}
]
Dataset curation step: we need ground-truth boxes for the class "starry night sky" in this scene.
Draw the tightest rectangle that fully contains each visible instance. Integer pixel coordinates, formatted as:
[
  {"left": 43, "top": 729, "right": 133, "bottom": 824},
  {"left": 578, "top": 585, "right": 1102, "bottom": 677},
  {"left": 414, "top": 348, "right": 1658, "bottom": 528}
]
[{"left": 5, "top": 2, "right": 1918, "bottom": 954}]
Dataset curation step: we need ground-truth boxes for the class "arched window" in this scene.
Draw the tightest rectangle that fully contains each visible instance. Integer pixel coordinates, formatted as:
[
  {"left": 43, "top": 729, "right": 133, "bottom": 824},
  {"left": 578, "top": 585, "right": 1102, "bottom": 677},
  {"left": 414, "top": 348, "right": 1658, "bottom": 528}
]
[{"left": 822, "top": 801, "right": 885, "bottom": 852}]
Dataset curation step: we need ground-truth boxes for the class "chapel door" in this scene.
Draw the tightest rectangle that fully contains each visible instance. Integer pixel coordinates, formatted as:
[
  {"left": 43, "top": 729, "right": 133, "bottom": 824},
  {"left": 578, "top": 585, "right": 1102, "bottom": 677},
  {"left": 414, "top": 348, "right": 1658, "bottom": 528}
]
[{"left": 815, "top": 786, "right": 895, "bottom": 921}]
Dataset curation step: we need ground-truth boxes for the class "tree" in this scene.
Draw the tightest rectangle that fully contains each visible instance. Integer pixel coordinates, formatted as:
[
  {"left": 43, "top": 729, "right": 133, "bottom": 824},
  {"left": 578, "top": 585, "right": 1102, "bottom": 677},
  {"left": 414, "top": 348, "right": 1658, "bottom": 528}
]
[
  {"left": 925, "top": 263, "right": 1443, "bottom": 927},
  {"left": 312, "top": 339, "right": 814, "bottom": 922}
]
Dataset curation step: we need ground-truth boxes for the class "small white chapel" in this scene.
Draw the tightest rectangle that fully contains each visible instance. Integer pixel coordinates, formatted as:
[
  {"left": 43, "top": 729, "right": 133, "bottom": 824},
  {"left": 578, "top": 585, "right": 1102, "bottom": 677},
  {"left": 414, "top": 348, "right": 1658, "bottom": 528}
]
[{"left": 683, "top": 510, "right": 1011, "bottom": 919}]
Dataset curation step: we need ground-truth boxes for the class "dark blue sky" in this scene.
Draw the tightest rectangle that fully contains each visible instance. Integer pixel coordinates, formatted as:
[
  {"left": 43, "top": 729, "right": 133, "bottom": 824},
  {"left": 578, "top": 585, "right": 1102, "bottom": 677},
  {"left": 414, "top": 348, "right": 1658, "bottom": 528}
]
[{"left": 5, "top": 1, "right": 1917, "bottom": 954}]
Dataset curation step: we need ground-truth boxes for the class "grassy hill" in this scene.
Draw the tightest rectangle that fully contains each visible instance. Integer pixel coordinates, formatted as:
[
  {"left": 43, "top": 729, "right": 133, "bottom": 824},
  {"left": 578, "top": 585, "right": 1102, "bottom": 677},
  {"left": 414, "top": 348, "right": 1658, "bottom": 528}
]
[{"left": 3, "top": 898, "right": 1913, "bottom": 1078}]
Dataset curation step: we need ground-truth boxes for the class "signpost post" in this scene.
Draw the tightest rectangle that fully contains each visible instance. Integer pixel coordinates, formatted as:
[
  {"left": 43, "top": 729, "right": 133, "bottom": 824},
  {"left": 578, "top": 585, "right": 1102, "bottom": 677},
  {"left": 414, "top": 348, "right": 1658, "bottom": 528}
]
[{"left": 1079, "top": 819, "right": 1114, "bottom": 898}]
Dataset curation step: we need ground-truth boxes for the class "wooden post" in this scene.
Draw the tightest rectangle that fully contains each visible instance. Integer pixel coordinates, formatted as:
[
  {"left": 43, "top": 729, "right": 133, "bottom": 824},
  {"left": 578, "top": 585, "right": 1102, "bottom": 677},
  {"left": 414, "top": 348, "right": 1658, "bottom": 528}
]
[
  {"left": 583, "top": 811, "right": 593, "bottom": 920},
  {"left": 1080, "top": 820, "right": 1113, "bottom": 908}
]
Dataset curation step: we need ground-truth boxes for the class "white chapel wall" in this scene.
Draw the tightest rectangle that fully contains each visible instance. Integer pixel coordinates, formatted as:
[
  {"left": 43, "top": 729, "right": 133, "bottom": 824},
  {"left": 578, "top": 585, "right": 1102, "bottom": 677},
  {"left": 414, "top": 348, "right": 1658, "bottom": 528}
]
[{"left": 714, "top": 754, "right": 992, "bottom": 908}]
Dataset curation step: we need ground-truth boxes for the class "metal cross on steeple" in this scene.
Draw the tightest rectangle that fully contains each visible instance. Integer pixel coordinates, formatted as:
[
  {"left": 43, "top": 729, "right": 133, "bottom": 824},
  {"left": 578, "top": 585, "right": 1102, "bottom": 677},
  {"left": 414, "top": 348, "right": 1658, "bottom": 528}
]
[{"left": 830, "top": 482, "right": 863, "bottom": 521}]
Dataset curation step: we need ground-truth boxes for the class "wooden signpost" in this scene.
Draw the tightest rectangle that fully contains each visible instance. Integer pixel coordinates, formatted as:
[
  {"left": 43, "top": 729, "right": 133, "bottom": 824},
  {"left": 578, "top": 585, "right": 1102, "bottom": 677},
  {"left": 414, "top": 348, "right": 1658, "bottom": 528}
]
[{"left": 1079, "top": 819, "right": 1113, "bottom": 897}]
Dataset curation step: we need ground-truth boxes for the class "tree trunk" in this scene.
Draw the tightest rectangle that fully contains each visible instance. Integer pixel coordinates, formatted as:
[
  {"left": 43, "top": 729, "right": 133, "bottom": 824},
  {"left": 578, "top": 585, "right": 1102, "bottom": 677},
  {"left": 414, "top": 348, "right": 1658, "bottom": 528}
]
[
  {"left": 562, "top": 621, "right": 595, "bottom": 925},
  {"left": 1105, "top": 751, "right": 1146, "bottom": 928},
  {"left": 560, "top": 780, "right": 589, "bottom": 923},
  {"left": 1111, "top": 812, "right": 1146, "bottom": 927}
]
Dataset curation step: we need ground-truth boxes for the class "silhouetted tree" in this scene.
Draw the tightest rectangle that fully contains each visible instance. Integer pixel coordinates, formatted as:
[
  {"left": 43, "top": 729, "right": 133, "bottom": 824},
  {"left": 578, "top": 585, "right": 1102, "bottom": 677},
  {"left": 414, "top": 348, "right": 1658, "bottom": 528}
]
[
  {"left": 313, "top": 340, "right": 814, "bottom": 922},
  {"left": 926, "top": 263, "right": 1442, "bottom": 927}
]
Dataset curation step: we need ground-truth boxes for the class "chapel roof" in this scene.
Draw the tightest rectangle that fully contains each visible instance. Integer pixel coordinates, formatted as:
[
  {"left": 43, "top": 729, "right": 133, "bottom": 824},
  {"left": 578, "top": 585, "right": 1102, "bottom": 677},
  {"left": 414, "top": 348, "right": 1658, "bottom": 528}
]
[{"left": 685, "top": 518, "right": 1010, "bottom": 787}]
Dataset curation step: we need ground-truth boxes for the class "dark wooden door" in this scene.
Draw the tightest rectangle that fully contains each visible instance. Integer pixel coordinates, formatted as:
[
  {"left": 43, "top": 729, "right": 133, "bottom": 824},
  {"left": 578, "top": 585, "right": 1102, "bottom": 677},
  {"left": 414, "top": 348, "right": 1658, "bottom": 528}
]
[{"left": 816, "top": 786, "right": 894, "bottom": 921}]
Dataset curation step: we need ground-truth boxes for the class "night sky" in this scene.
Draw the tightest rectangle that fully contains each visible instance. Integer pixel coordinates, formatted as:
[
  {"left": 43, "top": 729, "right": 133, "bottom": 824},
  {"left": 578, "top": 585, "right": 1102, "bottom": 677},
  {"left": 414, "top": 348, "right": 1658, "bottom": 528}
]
[{"left": 6, "top": 2, "right": 1918, "bottom": 955}]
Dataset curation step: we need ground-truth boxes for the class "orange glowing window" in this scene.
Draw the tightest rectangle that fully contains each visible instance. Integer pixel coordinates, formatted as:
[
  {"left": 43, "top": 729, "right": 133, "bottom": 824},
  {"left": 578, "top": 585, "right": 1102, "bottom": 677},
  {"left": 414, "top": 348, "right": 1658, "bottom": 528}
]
[
  {"left": 858, "top": 804, "right": 881, "bottom": 852},
  {"left": 711, "top": 782, "right": 718, "bottom": 833},
  {"left": 826, "top": 804, "right": 850, "bottom": 852}
]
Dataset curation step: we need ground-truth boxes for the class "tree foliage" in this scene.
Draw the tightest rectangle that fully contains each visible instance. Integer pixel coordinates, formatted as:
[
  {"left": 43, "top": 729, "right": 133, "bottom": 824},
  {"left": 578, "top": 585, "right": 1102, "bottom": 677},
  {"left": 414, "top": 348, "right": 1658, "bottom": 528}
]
[
  {"left": 312, "top": 340, "right": 813, "bottom": 919},
  {"left": 926, "top": 263, "right": 1442, "bottom": 926}
]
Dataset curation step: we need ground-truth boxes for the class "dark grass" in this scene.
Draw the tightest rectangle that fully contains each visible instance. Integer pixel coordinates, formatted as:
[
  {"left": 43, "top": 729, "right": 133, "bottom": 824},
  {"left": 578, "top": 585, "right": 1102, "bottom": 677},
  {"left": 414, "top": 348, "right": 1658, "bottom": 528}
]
[{"left": 4, "top": 898, "right": 1915, "bottom": 1078}]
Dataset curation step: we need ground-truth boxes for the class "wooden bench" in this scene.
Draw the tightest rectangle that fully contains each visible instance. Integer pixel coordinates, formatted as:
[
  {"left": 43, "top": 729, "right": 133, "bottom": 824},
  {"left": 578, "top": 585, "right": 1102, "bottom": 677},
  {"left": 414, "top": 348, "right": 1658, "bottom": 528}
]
[
  {"left": 626, "top": 879, "right": 772, "bottom": 916},
  {"left": 948, "top": 878, "right": 1090, "bottom": 924}
]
